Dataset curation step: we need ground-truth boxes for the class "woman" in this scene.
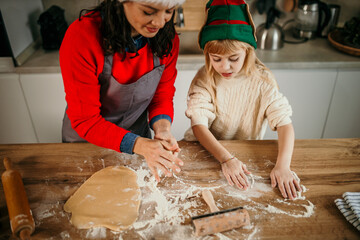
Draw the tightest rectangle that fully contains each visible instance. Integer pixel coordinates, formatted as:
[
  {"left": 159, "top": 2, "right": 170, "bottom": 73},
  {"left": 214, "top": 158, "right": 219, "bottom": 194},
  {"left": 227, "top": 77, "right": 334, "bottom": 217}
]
[{"left": 60, "top": 0, "right": 185, "bottom": 182}]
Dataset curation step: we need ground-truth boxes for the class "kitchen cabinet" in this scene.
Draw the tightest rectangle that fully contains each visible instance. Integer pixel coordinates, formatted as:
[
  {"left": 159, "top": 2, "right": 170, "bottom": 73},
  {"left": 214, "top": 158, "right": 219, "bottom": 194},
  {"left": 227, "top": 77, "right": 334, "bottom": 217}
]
[
  {"left": 17, "top": 70, "right": 201, "bottom": 143},
  {"left": 19, "top": 70, "right": 205, "bottom": 143},
  {"left": 20, "top": 73, "right": 66, "bottom": 143},
  {"left": 0, "top": 73, "right": 37, "bottom": 143},
  {"left": 264, "top": 69, "right": 337, "bottom": 139},
  {"left": 323, "top": 69, "right": 360, "bottom": 138},
  {"left": 0, "top": 68, "right": 357, "bottom": 144},
  {"left": 172, "top": 70, "right": 197, "bottom": 140}
]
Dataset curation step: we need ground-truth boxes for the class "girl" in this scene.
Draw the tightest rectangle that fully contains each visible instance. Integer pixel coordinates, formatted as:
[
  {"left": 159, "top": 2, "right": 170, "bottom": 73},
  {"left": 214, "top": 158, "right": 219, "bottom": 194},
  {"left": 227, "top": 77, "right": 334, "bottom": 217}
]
[
  {"left": 60, "top": 0, "right": 185, "bottom": 182},
  {"left": 184, "top": 0, "right": 301, "bottom": 200}
]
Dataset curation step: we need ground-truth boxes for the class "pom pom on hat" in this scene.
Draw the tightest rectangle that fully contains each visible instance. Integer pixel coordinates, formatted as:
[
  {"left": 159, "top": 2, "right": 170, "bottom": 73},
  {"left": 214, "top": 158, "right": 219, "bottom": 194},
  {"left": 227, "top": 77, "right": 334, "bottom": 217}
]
[
  {"left": 119, "top": 0, "right": 186, "bottom": 8},
  {"left": 199, "top": 0, "right": 257, "bottom": 49}
]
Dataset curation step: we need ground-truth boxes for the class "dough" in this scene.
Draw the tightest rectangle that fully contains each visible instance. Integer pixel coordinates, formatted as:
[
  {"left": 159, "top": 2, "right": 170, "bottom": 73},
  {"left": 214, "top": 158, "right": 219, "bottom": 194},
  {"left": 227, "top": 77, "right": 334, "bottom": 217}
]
[{"left": 64, "top": 166, "right": 141, "bottom": 231}]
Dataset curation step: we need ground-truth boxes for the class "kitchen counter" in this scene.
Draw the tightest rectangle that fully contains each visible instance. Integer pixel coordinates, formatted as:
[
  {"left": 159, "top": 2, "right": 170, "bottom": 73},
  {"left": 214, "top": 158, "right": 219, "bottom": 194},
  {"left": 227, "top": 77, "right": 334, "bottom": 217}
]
[
  {"left": 3, "top": 37, "right": 360, "bottom": 74},
  {"left": 0, "top": 139, "right": 360, "bottom": 239}
]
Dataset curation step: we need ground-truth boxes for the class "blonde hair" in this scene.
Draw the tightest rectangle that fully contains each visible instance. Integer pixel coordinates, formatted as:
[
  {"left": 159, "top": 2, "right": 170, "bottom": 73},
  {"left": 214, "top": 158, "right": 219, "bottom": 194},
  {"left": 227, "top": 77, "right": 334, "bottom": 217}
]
[{"left": 191, "top": 39, "right": 278, "bottom": 114}]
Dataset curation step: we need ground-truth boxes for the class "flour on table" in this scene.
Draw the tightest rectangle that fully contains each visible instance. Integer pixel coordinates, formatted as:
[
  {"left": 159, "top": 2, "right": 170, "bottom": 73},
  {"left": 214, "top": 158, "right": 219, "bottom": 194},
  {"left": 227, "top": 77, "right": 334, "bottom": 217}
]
[
  {"left": 54, "top": 148, "right": 315, "bottom": 239},
  {"left": 64, "top": 166, "right": 141, "bottom": 232},
  {"left": 59, "top": 231, "right": 70, "bottom": 239},
  {"left": 120, "top": 149, "right": 315, "bottom": 239},
  {"left": 85, "top": 227, "right": 107, "bottom": 239}
]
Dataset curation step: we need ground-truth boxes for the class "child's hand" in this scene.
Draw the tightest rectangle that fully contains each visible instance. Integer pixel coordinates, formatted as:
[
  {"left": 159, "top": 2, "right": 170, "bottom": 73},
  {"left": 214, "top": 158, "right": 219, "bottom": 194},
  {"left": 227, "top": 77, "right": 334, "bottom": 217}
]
[
  {"left": 221, "top": 158, "right": 251, "bottom": 190},
  {"left": 270, "top": 165, "right": 301, "bottom": 200}
]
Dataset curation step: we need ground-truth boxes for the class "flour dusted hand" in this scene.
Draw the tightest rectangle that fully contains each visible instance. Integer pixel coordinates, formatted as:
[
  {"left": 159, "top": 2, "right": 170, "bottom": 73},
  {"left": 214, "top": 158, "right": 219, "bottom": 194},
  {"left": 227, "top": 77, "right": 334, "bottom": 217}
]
[
  {"left": 221, "top": 158, "right": 251, "bottom": 190},
  {"left": 133, "top": 138, "right": 183, "bottom": 182},
  {"left": 154, "top": 130, "right": 180, "bottom": 153},
  {"left": 153, "top": 119, "right": 180, "bottom": 153},
  {"left": 270, "top": 165, "right": 302, "bottom": 200}
]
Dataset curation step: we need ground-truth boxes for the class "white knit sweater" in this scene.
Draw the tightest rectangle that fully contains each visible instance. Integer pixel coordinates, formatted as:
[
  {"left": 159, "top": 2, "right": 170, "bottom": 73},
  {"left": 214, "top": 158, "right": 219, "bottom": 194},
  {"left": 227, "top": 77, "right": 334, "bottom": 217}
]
[{"left": 184, "top": 65, "right": 292, "bottom": 141}]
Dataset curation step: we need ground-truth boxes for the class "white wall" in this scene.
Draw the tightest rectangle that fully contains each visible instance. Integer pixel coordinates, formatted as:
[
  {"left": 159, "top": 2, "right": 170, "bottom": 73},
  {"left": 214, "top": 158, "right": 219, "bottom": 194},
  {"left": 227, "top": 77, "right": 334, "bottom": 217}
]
[
  {"left": 42, "top": 0, "right": 100, "bottom": 25},
  {"left": 0, "top": 0, "right": 43, "bottom": 58},
  {"left": 172, "top": 70, "right": 196, "bottom": 140}
]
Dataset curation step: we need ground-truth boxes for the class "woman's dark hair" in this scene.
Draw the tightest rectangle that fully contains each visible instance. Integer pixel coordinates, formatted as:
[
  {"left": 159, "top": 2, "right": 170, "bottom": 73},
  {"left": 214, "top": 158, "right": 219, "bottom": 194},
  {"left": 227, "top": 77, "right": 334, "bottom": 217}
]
[{"left": 79, "top": 0, "right": 176, "bottom": 59}]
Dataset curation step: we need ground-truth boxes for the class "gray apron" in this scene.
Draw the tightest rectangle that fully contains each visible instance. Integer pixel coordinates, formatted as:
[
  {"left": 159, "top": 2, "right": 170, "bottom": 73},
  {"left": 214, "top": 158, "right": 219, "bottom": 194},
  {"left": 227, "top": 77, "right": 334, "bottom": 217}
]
[{"left": 62, "top": 54, "right": 165, "bottom": 142}]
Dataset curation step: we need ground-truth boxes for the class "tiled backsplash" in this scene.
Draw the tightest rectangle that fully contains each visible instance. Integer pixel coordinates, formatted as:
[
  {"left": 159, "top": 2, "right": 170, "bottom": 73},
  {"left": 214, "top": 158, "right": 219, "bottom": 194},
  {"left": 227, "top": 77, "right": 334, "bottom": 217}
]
[{"left": 42, "top": 0, "right": 359, "bottom": 30}]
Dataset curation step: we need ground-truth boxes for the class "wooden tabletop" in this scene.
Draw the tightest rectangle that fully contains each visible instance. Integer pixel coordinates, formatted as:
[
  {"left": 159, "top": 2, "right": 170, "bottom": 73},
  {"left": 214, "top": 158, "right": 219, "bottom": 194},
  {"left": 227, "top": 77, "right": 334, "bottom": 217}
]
[{"left": 0, "top": 139, "right": 359, "bottom": 239}]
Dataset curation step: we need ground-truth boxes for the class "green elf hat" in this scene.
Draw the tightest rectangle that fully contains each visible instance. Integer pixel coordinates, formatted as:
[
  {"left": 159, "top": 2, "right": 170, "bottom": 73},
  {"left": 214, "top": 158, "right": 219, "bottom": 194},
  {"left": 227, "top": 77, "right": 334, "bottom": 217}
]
[{"left": 198, "top": 0, "right": 257, "bottom": 49}]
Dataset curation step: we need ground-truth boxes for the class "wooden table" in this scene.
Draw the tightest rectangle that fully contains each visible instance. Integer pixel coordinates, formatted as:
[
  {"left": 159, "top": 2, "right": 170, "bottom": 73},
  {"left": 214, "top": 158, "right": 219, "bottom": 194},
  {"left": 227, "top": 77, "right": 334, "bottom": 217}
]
[{"left": 0, "top": 139, "right": 359, "bottom": 239}]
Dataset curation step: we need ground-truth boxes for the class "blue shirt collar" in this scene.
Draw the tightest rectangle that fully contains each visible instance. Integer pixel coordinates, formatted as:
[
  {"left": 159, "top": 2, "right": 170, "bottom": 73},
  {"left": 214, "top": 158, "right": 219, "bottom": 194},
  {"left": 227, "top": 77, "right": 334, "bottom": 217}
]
[{"left": 126, "top": 35, "right": 148, "bottom": 53}]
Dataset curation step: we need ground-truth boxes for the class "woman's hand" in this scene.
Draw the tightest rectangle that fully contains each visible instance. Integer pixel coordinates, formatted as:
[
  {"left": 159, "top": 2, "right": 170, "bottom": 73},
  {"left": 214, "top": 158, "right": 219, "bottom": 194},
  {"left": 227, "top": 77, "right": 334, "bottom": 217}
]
[
  {"left": 270, "top": 165, "right": 301, "bottom": 200},
  {"left": 133, "top": 137, "right": 183, "bottom": 182},
  {"left": 154, "top": 129, "right": 180, "bottom": 153},
  {"left": 221, "top": 158, "right": 251, "bottom": 190},
  {"left": 153, "top": 119, "right": 180, "bottom": 153}
]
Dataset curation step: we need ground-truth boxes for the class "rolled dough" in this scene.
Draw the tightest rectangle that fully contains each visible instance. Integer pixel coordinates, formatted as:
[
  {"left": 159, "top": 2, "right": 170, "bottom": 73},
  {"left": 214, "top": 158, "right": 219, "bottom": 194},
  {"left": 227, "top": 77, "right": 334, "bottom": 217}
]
[{"left": 64, "top": 166, "right": 141, "bottom": 231}]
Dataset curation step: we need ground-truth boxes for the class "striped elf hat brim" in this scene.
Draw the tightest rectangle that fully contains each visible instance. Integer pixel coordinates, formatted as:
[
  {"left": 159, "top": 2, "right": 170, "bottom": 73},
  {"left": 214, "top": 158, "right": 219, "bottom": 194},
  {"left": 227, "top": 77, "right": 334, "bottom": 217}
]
[
  {"left": 199, "top": 0, "right": 257, "bottom": 49},
  {"left": 118, "top": 0, "right": 186, "bottom": 8}
]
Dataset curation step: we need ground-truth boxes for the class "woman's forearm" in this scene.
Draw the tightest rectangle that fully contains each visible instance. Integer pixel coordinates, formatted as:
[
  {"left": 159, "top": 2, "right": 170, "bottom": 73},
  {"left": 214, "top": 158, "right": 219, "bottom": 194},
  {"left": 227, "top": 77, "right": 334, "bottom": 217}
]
[{"left": 152, "top": 119, "right": 171, "bottom": 133}]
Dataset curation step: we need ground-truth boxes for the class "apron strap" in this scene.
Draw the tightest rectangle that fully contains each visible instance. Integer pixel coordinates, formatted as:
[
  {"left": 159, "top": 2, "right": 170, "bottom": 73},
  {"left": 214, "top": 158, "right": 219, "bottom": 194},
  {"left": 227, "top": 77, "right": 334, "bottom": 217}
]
[
  {"left": 153, "top": 53, "right": 160, "bottom": 67},
  {"left": 100, "top": 55, "right": 113, "bottom": 80}
]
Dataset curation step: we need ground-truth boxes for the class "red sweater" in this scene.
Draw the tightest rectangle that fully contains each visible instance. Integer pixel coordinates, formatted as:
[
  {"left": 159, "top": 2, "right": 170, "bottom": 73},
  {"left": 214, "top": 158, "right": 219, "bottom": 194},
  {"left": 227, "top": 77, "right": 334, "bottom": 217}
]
[{"left": 59, "top": 12, "right": 179, "bottom": 152}]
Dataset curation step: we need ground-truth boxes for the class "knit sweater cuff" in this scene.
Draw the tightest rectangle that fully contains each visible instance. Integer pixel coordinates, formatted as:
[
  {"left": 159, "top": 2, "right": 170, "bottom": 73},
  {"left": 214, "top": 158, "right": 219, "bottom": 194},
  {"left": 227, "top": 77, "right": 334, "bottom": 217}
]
[
  {"left": 272, "top": 116, "right": 292, "bottom": 131},
  {"left": 191, "top": 116, "right": 209, "bottom": 128}
]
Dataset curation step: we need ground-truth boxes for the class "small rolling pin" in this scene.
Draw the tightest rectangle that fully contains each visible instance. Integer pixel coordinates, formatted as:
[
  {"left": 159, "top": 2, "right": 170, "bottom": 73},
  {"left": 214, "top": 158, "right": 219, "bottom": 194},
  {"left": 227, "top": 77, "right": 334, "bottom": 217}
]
[
  {"left": 192, "top": 189, "right": 250, "bottom": 236},
  {"left": 1, "top": 157, "right": 35, "bottom": 239}
]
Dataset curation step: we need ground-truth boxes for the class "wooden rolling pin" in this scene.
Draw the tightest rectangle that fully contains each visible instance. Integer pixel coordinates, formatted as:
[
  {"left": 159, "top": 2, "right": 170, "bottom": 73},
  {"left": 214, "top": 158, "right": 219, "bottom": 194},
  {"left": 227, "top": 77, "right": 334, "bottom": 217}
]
[
  {"left": 1, "top": 157, "right": 35, "bottom": 239},
  {"left": 192, "top": 189, "right": 250, "bottom": 236}
]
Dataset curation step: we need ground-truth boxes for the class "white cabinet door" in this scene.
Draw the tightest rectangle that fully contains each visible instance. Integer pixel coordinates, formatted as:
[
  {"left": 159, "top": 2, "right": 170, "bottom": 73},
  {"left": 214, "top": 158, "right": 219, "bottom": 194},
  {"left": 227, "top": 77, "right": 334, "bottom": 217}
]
[
  {"left": 323, "top": 70, "right": 360, "bottom": 138},
  {"left": 19, "top": 71, "right": 197, "bottom": 143},
  {"left": 0, "top": 73, "right": 37, "bottom": 143},
  {"left": 264, "top": 69, "right": 337, "bottom": 139},
  {"left": 20, "top": 73, "right": 66, "bottom": 143},
  {"left": 172, "top": 70, "right": 197, "bottom": 140}
]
